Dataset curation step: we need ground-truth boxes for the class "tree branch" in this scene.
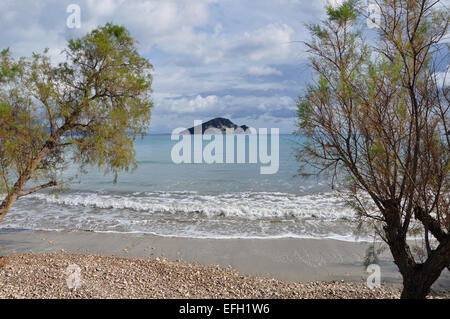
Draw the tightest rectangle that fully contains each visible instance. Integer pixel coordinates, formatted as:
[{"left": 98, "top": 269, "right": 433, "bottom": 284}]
[
  {"left": 415, "top": 206, "right": 447, "bottom": 242},
  {"left": 18, "top": 180, "right": 57, "bottom": 198}
]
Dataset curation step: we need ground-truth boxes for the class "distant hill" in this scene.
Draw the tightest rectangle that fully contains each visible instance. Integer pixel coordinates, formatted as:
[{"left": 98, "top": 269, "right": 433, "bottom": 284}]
[{"left": 182, "top": 117, "right": 250, "bottom": 134}]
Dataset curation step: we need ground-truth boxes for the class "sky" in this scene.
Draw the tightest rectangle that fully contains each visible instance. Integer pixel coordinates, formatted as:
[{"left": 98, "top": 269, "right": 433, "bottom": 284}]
[{"left": 0, "top": 0, "right": 448, "bottom": 133}]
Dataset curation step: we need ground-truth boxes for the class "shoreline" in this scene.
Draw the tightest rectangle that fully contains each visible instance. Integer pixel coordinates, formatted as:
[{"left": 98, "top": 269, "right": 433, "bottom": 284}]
[{"left": 1, "top": 229, "right": 449, "bottom": 294}]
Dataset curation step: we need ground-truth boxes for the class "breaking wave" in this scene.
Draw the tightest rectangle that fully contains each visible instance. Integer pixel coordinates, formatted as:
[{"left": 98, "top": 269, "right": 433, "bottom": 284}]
[{"left": 1, "top": 190, "right": 367, "bottom": 240}]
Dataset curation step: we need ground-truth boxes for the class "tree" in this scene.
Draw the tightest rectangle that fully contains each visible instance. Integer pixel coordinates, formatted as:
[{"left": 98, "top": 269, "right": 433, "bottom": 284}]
[
  {"left": 297, "top": 0, "right": 449, "bottom": 298},
  {"left": 0, "top": 23, "right": 153, "bottom": 224}
]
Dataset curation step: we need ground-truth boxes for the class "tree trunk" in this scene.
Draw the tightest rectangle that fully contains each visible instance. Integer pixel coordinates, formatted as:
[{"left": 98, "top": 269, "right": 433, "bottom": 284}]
[
  {"left": 401, "top": 270, "right": 433, "bottom": 299},
  {"left": 0, "top": 121, "right": 76, "bottom": 225},
  {"left": 386, "top": 225, "right": 449, "bottom": 298},
  {"left": 0, "top": 180, "right": 26, "bottom": 224},
  {"left": 388, "top": 236, "right": 447, "bottom": 299},
  {"left": 0, "top": 207, "right": 7, "bottom": 225},
  {"left": 0, "top": 145, "right": 53, "bottom": 225},
  {"left": 381, "top": 201, "right": 446, "bottom": 299}
]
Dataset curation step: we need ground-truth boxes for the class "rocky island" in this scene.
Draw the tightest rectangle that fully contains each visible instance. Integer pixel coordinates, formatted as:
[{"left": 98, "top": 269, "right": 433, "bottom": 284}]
[{"left": 182, "top": 117, "right": 250, "bottom": 134}]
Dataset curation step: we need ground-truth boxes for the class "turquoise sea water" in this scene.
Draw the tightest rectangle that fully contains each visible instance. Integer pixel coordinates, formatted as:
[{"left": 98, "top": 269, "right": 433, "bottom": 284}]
[{"left": 1, "top": 134, "right": 363, "bottom": 240}]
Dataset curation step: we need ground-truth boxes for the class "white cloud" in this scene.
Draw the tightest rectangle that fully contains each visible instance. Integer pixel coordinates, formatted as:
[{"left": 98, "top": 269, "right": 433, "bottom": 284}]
[
  {"left": 167, "top": 95, "right": 219, "bottom": 113},
  {"left": 247, "top": 66, "right": 282, "bottom": 76},
  {"left": 0, "top": 0, "right": 317, "bottom": 133},
  {"left": 150, "top": 93, "right": 297, "bottom": 133},
  {"left": 86, "top": 0, "right": 124, "bottom": 17},
  {"left": 326, "top": 0, "right": 344, "bottom": 8},
  {"left": 157, "top": 94, "right": 295, "bottom": 116},
  {"left": 82, "top": 0, "right": 214, "bottom": 55},
  {"left": 207, "top": 23, "right": 295, "bottom": 64}
]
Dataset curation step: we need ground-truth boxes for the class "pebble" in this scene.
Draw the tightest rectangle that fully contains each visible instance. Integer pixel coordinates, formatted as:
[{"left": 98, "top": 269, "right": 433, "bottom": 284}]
[{"left": 0, "top": 252, "right": 446, "bottom": 299}]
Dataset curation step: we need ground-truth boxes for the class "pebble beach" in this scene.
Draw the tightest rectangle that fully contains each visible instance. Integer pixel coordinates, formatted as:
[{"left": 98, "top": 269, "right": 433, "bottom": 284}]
[
  {"left": 1, "top": 231, "right": 449, "bottom": 299},
  {"left": 0, "top": 252, "right": 405, "bottom": 299}
]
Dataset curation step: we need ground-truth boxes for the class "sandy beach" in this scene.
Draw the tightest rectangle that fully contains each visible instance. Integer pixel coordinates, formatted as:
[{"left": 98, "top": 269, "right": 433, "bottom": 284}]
[{"left": 0, "top": 230, "right": 449, "bottom": 298}]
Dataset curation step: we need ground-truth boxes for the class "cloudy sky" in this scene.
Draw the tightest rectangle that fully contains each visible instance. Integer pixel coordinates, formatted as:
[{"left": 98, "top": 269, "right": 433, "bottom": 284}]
[{"left": 1, "top": 0, "right": 447, "bottom": 133}]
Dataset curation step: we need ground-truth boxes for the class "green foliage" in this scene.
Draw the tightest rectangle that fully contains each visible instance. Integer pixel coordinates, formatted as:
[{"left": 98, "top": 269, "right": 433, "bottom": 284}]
[
  {"left": 307, "top": 24, "right": 329, "bottom": 40},
  {"left": 296, "top": 97, "right": 314, "bottom": 131},
  {"left": 326, "top": 0, "right": 358, "bottom": 24},
  {"left": 0, "top": 23, "right": 153, "bottom": 197}
]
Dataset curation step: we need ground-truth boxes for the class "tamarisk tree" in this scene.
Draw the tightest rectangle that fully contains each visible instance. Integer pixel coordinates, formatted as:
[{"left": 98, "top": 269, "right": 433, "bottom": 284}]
[
  {"left": 0, "top": 23, "right": 153, "bottom": 223},
  {"left": 297, "top": 0, "right": 449, "bottom": 298}
]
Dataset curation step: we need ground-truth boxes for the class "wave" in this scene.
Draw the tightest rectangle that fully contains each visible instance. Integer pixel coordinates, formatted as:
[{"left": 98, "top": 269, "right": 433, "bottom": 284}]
[
  {"left": 21, "top": 191, "right": 355, "bottom": 221},
  {"left": 0, "top": 190, "right": 366, "bottom": 240}
]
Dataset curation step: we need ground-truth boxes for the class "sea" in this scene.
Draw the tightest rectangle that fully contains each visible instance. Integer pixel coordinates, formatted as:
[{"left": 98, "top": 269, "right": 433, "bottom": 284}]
[{"left": 0, "top": 134, "right": 368, "bottom": 241}]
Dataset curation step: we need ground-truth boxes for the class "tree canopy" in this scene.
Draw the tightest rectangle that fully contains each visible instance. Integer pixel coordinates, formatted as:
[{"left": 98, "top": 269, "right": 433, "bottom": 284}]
[
  {"left": 297, "top": 0, "right": 449, "bottom": 298},
  {"left": 0, "top": 23, "right": 153, "bottom": 222}
]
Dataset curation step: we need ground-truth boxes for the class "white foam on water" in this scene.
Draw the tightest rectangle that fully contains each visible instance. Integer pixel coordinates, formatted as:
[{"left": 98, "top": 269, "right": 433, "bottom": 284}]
[
  {"left": 21, "top": 191, "right": 353, "bottom": 219},
  {"left": 1, "top": 191, "right": 367, "bottom": 241}
]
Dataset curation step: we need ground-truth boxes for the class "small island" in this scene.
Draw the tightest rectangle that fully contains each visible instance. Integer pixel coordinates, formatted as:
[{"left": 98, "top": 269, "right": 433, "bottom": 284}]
[{"left": 182, "top": 117, "right": 250, "bottom": 134}]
